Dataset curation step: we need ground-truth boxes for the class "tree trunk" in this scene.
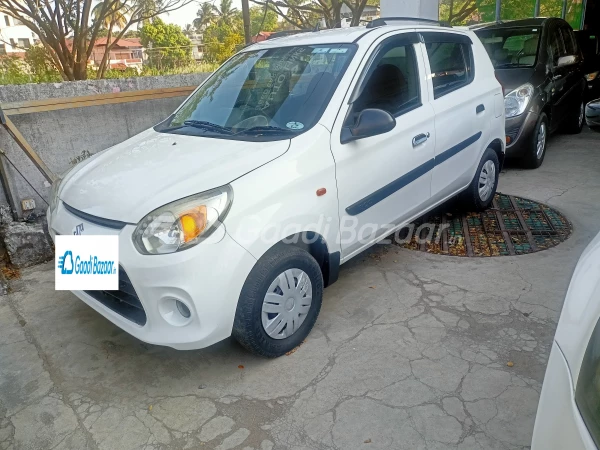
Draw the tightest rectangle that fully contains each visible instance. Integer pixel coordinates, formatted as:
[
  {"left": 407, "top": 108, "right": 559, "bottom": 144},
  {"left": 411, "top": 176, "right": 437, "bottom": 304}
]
[{"left": 97, "top": 25, "right": 114, "bottom": 79}]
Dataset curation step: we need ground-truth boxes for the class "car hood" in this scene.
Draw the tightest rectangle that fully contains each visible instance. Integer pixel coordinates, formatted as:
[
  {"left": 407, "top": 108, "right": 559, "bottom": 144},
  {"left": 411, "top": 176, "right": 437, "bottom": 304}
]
[
  {"left": 60, "top": 129, "right": 290, "bottom": 223},
  {"left": 495, "top": 68, "right": 536, "bottom": 95}
]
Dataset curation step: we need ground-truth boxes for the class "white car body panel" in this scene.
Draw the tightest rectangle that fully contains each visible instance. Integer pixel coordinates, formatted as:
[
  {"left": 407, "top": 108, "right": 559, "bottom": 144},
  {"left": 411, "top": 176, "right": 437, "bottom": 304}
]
[
  {"left": 59, "top": 128, "right": 290, "bottom": 223},
  {"left": 48, "top": 24, "right": 506, "bottom": 350},
  {"left": 532, "top": 231, "right": 600, "bottom": 449}
]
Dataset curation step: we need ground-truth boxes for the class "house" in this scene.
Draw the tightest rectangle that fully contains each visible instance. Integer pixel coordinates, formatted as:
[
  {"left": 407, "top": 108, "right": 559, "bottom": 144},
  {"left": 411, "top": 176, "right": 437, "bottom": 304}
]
[
  {"left": 89, "top": 37, "right": 144, "bottom": 70},
  {"left": 0, "top": 13, "right": 38, "bottom": 57},
  {"left": 186, "top": 33, "right": 205, "bottom": 62},
  {"left": 253, "top": 31, "right": 274, "bottom": 43}
]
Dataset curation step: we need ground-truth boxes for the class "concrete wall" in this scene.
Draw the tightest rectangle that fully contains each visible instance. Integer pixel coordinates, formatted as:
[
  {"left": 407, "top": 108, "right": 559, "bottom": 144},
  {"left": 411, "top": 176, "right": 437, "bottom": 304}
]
[{"left": 0, "top": 73, "right": 210, "bottom": 217}]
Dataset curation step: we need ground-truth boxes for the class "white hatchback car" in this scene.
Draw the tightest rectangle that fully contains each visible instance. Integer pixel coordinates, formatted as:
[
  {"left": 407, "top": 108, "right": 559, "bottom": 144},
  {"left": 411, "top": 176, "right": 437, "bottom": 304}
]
[
  {"left": 48, "top": 19, "right": 505, "bottom": 357},
  {"left": 532, "top": 231, "right": 600, "bottom": 449}
]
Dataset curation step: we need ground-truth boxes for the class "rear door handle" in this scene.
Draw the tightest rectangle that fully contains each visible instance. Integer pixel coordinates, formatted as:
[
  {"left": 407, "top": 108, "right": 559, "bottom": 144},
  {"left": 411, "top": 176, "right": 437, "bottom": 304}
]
[
  {"left": 476, "top": 104, "right": 485, "bottom": 114},
  {"left": 412, "top": 132, "right": 430, "bottom": 147}
]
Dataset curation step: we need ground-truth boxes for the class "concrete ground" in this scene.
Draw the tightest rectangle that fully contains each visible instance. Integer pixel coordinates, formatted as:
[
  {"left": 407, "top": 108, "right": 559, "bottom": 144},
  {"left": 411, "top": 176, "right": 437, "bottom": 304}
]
[{"left": 1, "top": 128, "right": 600, "bottom": 450}]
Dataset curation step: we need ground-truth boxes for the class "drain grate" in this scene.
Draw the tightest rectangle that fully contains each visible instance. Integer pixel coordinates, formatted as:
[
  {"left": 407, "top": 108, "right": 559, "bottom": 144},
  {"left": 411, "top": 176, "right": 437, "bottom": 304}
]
[{"left": 395, "top": 193, "right": 572, "bottom": 257}]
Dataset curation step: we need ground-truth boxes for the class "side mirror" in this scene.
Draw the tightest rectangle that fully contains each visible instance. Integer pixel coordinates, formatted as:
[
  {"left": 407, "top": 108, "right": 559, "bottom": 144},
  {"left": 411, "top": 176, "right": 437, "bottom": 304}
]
[
  {"left": 341, "top": 108, "right": 396, "bottom": 144},
  {"left": 557, "top": 55, "right": 577, "bottom": 67}
]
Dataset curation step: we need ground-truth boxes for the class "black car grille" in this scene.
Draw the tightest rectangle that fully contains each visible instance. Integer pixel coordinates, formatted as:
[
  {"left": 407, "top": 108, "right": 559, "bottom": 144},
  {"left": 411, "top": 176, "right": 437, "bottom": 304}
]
[{"left": 85, "top": 267, "right": 147, "bottom": 326}]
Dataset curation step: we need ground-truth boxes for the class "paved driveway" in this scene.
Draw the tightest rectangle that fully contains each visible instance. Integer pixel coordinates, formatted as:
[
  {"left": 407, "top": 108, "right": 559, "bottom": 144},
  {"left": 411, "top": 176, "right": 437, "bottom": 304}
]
[{"left": 1, "top": 129, "right": 600, "bottom": 450}]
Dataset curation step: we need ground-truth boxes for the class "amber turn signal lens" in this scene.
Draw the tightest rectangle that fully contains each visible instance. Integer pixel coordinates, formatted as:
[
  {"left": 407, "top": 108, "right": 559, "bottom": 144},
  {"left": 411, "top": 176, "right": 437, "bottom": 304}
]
[
  {"left": 179, "top": 206, "right": 207, "bottom": 243},
  {"left": 506, "top": 135, "right": 512, "bottom": 145}
]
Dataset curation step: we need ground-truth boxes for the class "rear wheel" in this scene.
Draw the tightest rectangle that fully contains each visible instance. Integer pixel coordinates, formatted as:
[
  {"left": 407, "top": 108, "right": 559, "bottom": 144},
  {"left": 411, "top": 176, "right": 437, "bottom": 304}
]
[
  {"left": 563, "top": 100, "right": 585, "bottom": 134},
  {"left": 459, "top": 147, "right": 499, "bottom": 212},
  {"left": 522, "top": 113, "right": 548, "bottom": 169},
  {"left": 232, "top": 245, "right": 323, "bottom": 358}
]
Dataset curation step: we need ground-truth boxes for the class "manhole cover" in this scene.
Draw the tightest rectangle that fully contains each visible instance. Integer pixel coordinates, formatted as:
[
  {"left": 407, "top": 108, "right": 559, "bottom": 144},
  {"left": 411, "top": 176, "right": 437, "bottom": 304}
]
[{"left": 395, "top": 193, "right": 572, "bottom": 257}]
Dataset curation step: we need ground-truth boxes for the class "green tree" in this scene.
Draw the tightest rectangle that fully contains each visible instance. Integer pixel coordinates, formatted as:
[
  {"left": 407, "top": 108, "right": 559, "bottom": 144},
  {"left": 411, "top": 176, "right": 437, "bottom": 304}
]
[
  {"left": 24, "top": 45, "right": 62, "bottom": 82},
  {"left": 250, "top": 5, "right": 278, "bottom": 35},
  {"left": 92, "top": 0, "right": 129, "bottom": 77},
  {"left": 213, "top": 0, "right": 239, "bottom": 26},
  {"left": 194, "top": 2, "right": 216, "bottom": 30},
  {"left": 140, "top": 18, "right": 194, "bottom": 70},
  {"left": 0, "top": 0, "right": 193, "bottom": 80},
  {"left": 203, "top": 19, "right": 244, "bottom": 64}
]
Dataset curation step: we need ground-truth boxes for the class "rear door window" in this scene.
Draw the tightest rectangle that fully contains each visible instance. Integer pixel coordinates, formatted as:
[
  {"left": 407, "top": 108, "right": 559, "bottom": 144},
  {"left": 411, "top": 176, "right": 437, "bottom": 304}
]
[{"left": 424, "top": 39, "right": 473, "bottom": 98}]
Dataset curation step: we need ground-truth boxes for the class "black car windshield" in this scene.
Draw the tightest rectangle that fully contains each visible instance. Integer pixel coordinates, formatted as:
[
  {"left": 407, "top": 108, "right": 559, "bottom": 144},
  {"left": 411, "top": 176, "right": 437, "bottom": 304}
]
[
  {"left": 156, "top": 44, "right": 356, "bottom": 140},
  {"left": 476, "top": 27, "right": 541, "bottom": 68}
]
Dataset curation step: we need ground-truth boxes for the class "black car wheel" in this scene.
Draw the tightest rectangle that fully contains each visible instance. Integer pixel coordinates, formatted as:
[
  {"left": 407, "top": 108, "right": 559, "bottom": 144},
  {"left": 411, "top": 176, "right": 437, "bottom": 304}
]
[
  {"left": 232, "top": 245, "right": 323, "bottom": 358},
  {"left": 523, "top": 113, "right": 548, "bottom": 169},
  {"left": 563, "top": 100, "right": 585, "bottom": 134}
]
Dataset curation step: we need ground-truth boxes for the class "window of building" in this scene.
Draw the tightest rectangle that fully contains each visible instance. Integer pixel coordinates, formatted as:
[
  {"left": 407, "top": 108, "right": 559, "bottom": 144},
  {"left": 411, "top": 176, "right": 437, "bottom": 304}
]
[
  {"left": 17, "top": 38, "right": 30, "bottom": 49},
  {"left": 0, "top": 44, "right": 6, "bottom": 55},
  {"left": 425, "top": 41, "right": 474, "bottom": 99},
  {"left": 13, "top": 18, "right": 23, "bottom": 25},
  {"left": 4, "top": 15, "right": 10, "bottom": 26},
  {"left": 9, "top": 38, "right": 16, "bottom": 49}
]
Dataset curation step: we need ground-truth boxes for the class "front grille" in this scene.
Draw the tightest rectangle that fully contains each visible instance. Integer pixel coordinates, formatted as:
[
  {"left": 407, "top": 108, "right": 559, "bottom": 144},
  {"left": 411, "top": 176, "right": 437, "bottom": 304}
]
[{"left": 85, "top": 267, "right": 147, "bottom": 326}]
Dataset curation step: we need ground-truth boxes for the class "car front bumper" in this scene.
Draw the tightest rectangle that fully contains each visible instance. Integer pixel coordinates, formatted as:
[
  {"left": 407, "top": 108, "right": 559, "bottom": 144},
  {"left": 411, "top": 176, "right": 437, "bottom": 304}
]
[
  {"left": 48, "top": 202, "right": 257, "bottom": 350},
  {"left": 504, "top": 110, "right": 540, "bottom": 158},
  {"left": 585, "top": 100, "right": 600, "bottom": 128}
]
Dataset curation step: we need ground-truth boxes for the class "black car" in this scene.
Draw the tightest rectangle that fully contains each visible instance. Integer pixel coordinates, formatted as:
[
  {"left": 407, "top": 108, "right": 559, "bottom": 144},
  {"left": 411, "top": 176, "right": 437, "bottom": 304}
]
[
  {"left": 575, "top": 30, "right": 600, "bottom": 101},
  {"left": 474, "top": 18, "right": 586, "bottom": 169},
  {"left": 587, "top": 98, "right": 600, "bottom": 128}
]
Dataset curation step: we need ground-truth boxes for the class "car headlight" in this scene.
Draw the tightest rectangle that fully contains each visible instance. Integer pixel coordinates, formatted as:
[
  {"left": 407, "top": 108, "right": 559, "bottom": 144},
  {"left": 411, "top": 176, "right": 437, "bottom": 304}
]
[
  {"left": 132, "top": 185, "right": 233, "bottom": 255},
  {"left": 585, "top": 71, "right": 599, "bottom": 82},
  {"left": 504, "top": 83, "right": 534, "bottom": 118}
]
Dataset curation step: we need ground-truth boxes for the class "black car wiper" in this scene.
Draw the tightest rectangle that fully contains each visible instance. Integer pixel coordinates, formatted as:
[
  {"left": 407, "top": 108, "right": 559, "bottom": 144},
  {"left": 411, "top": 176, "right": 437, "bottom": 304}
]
[
  {"left": 235, "top": 126, "right": 297, "bottom": 136},
  {"left": 495, "top": 62, "right": 529, "bottom": 68},
  {"left": 183, "top": 120, "right": 233, "bottom": 135}
]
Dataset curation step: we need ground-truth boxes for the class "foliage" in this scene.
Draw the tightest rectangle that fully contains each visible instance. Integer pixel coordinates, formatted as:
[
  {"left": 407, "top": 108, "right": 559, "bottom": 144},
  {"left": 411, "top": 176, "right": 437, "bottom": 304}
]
[
  {"left": 24, "top": 46, "right": 62, "bottom": 82},
  {"left": 0, "top": 0, "right": 194, "bottom": 80},
  {"left": 0, "top": 56, "right": 31, "bottom": 85},
  {"left": 140, "top": 18, "right": 194, "bottom": 70},
  {"left": 194, "top": 2, "right": 216, "bottom": 31},
  {"left": 213, "top": 0, "right": 239, "bottom": 26},
  {"left": 203, "top": 20, "right": 244, "bottom": 64},
  {"left": 249, "top": 0, "right": 379, "bottom": 29},
  {"left": 250, "top": 5, "right": 279, "bottom": 35}
]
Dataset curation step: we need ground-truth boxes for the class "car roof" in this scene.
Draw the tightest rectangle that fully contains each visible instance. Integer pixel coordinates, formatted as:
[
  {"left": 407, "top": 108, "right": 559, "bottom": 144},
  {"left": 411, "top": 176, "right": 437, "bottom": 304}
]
[
  {"left": 471, "top": 17, "right": 552, "bottom": 31},
  {"left": 245, "top": 23, "right": 470, "bottom": 50}
]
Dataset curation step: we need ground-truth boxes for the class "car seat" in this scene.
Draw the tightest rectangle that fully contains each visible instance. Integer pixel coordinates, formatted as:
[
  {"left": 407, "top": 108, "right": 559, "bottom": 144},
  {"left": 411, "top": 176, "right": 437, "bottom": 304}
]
[{"left": 515, "top": 37, "right": 539, "bottom": 66}]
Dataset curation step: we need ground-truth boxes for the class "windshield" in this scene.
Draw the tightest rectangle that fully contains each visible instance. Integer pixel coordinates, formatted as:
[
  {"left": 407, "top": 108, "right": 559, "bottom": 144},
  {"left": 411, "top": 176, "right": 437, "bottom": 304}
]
[
  {"left": 156, "top": 44, "right": 356, "bottom": 141},
  {"left": 475, "top": 27, "right": 541, "bottom": 68}
]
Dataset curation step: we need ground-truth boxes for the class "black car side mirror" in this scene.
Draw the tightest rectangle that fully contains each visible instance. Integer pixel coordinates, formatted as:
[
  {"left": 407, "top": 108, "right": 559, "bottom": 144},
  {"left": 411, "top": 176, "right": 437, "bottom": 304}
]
[{"left": 341, "top": 108, "right": 396, "bottom": 144}]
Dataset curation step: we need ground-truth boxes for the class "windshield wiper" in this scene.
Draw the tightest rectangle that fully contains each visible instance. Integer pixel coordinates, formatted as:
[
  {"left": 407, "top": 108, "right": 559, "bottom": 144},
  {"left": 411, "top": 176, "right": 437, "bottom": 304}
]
[
  {"left": 495, "top": 62, "right": 529, "bottom": 68},
  {"left": 235, "top": 126, "right": 297, "bottom": 136},
  {"left": 183, "top": 120, "right": 233, "bottom": 135}
]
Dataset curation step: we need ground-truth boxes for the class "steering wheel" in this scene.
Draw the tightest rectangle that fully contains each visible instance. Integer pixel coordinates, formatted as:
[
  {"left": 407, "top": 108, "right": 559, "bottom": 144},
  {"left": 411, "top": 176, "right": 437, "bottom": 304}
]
[{"left": 232, "top": 107, "right": 270, "bottom": 132}]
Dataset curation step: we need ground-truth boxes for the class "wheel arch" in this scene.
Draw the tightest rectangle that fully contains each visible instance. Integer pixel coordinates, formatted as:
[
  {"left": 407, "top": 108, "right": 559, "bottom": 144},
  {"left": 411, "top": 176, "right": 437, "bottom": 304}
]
[
  {"left": 273, "top": 232, "right": 340, "bottom": 288},
  {"left": 488, "top": 138, "right": 505, "bottom": 170}
]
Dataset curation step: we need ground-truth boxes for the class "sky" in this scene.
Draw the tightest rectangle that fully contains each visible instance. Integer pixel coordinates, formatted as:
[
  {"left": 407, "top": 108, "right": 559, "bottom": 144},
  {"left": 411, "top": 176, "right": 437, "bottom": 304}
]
[{"left": 160, "top": 0, "right": 244, "bottom": 28}]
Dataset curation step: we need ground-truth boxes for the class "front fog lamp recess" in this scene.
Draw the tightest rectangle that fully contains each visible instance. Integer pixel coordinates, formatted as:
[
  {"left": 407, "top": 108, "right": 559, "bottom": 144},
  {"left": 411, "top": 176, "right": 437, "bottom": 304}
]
[{"left": 176, "top": 300, "right": 191, "bottom": 319}]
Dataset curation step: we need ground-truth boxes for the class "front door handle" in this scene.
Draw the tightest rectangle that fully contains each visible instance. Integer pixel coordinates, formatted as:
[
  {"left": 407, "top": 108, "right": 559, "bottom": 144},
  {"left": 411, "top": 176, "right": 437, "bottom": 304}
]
[{"left": 412, "top": 132, "right": 430, "bottom": 147}]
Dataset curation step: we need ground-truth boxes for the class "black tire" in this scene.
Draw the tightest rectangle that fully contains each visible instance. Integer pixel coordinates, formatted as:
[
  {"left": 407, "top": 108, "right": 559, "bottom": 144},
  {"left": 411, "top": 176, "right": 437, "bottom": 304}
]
[
  {"left": 232, "top": 245, "right": 323, "bottom": 358},
  {"left": 522, "top": 113, "right": 548, "bottom": 169},
  {"left": 459, "top": 147, "right": 500, "bottom": 212},
  {"left": 563, "top": 99, "right": 585, "bottom": 134}
]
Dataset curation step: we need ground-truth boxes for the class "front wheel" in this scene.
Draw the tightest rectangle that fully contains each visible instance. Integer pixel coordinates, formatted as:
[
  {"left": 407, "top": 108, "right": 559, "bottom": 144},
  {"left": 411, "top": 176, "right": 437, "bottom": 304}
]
[
  {"left": 232, "top": 245, "right": 323, "bottom": 358},
  {"left": 522, "top": 113, "right": 548, "bottom": 169},
  {"left": 459, "top": 147, "right": 500, "bottom": 212}
]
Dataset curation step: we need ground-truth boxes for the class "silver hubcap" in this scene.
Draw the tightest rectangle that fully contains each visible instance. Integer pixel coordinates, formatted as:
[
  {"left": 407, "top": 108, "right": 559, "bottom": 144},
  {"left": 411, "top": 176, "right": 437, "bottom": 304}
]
[
  {"left": 579, "top": 102, "right": 584, "bottom": 127},
  {"left": 478, "top": 160, "right": 496, "bottom": 202},
  {"left": 536, "top": 122, "right": 547, "bottom": 159},
  {"left": 261, "top": 269, "right": 313, "bottom": 340}
]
